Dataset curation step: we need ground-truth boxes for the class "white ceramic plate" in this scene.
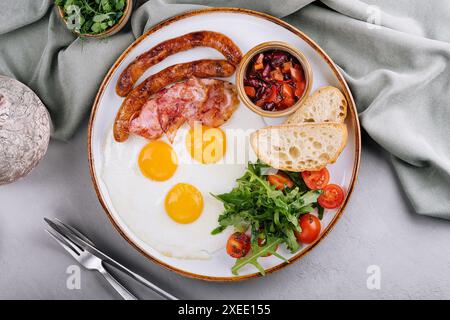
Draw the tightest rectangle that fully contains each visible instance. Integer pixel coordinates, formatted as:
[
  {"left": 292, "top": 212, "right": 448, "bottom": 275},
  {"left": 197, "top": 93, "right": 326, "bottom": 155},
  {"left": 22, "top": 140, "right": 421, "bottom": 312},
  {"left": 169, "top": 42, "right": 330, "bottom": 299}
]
[{"left": 88, "top": 8, "right": 361, "bottom": 281}]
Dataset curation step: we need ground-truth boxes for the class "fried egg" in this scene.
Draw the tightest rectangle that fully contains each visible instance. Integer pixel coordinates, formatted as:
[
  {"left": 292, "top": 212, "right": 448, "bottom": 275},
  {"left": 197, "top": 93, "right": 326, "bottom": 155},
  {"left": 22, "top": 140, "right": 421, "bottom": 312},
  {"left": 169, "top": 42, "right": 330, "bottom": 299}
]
[
  {"left": 138, "top": 140, "right": 178, "bottom": 181},
  {"left": 185, "top": 123, "right": 227, "bottom": 164},
  {"left": 165, "top": 183, "right": 204, "bottom": 224},
  {"left": 100, "top": 123, "right": 254, "bottom": 259}
]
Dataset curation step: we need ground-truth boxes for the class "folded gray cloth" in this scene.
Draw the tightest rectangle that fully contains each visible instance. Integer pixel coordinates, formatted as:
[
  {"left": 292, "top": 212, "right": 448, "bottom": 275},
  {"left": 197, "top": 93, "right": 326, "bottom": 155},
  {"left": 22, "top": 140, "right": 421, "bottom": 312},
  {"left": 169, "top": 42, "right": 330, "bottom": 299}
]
[{"left": 1, "top": 0, "right": 449, "bottom": 218}]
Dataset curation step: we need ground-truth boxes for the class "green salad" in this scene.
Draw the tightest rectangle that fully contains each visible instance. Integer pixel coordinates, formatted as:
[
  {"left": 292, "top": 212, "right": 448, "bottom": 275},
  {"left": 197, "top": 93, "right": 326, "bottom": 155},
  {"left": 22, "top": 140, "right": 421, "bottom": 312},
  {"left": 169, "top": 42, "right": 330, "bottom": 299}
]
[
  {"left": 212, "top": 161, "right": 325, "bottom": 275},
  {"left": 55, "top": 0, "right": 126, "bottom": 35}
]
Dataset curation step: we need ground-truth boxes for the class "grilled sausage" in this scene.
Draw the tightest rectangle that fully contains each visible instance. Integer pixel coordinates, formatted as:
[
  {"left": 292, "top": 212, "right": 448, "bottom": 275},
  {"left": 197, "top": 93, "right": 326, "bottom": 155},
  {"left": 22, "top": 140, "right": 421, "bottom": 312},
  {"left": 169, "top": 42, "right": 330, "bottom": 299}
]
[
  {"left": 113, "top": 59, "right": 236, "bottom": 142},
  {"left": 116, "top": 31, "right": 242, "bottom": 97}
]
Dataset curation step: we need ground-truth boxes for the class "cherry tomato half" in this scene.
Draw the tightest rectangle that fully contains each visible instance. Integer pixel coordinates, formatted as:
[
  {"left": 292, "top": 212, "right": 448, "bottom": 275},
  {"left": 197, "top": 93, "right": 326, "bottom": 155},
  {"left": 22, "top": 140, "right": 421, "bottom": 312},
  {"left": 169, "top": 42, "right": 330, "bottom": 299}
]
[
  {"left": 318, "top": 184, "right": 345, "bottom": 209},
  {"left": 267, "top": 172, "right": 294, "bottom": 190},
  {"left": 257, "top": 237, "right": 279, "bottom": 257},
  {"left": 295, "top": 214, "right": 321, "bottom": 244},
  {"left": 226, "top": 232, "right": 251, "bottom": 258},
  {"left": 301, "top": 168, "right": 330, "bottom": 190}
]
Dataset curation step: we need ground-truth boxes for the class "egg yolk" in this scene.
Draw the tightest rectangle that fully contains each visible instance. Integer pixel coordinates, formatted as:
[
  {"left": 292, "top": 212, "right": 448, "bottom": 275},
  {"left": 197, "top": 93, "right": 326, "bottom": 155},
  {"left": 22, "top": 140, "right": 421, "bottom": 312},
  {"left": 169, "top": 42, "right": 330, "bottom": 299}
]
[
  {"left": 186, "top": 123, "right": 226, "bottom": 164},
  {"left": 165, "top": 183, "right": 204, "bottom": 224},
  {"left": 138, "top": 140, "right": 178, "bottom": 181}
]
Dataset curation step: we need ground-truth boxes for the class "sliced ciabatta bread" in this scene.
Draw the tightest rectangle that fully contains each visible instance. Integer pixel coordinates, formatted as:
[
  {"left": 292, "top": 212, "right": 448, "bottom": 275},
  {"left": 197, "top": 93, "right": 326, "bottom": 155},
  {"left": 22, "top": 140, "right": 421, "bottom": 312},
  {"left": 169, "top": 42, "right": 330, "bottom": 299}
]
[
  {"left": 250, "top": 123, "right": 347, "bottom": 172},
  {"left": 284, "top": 86, "right": 347, "bottom": 124}
]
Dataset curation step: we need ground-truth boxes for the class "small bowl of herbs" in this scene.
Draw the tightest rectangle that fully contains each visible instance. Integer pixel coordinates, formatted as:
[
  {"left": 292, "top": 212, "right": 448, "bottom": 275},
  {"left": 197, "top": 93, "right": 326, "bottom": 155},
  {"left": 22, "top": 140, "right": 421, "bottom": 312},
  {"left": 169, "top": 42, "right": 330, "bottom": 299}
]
[{"left": 55, "top": 0, "right": 133, "bottom": 38}]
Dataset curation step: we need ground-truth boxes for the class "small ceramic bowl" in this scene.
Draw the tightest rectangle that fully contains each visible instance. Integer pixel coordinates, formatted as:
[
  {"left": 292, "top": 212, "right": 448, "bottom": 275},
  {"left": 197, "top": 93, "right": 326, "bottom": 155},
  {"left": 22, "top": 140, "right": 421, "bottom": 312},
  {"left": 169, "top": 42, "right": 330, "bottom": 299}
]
[
  {"left": 236, "top": 41, "right": 313, "bottom": 118},
  {"left": 57, "top": 0, "right": 133, "bottom": 39}
]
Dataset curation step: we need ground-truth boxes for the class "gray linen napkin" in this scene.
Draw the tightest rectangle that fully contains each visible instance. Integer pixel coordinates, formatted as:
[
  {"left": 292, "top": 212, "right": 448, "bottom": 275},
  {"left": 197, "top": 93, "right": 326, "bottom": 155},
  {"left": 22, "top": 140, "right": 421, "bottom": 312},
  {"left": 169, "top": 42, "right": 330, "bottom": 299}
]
[{"left": 1, "top": 0, "right": 449, "bottom": 218}]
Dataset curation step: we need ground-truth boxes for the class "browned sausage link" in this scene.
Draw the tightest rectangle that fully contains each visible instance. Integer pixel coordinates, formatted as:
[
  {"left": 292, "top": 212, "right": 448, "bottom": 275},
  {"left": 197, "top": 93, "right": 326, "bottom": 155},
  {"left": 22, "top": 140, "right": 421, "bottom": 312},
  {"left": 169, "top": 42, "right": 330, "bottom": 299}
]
[
  {"left": 113, "top": 59, "right": 236, "bottom": 142},
  {"left": 116, "top": 31, "right": 242, "bottom": 97}
]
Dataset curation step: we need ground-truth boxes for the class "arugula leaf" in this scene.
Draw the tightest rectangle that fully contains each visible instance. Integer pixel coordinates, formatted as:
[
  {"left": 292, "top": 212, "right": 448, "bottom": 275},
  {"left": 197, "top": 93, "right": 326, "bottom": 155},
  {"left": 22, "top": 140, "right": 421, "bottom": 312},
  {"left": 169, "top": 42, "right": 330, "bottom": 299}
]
[
  {"left": 301, "top": 190, "right": 322, "bottom": 206},
  {"left": 115, "top": 0, "right": 125, "bottom": 10},
  {"left": 93, "top": 13, "right": 111, "bottom": 23},
  {"left": 283, "top": 170, "right": 308, "bottom": 192},
  {"left": 231, "top": 238, "right": 285, "bottom": 276},
  {"left": 211, "top": 225, "right": 226, "bottom": 235},
  {"left": 284, "top": 228, "right": 300, "bottom": 253},
  {"left": 318, "top": 205, "right": 325, "bottom": 220}
]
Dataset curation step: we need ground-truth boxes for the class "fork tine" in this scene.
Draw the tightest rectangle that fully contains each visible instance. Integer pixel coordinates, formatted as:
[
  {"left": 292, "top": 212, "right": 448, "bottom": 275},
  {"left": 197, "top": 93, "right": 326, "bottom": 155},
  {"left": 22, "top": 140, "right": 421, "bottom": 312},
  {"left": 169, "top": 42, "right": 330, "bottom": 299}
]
[
  {"left": 45, "top": 229, "right": 81, "bottom": 260},
  {"left": 54, "top": 218, "right": 95, "bottom": 246},
  {"left": 44, "top": 218, "right": 84, "bottom": 252}
]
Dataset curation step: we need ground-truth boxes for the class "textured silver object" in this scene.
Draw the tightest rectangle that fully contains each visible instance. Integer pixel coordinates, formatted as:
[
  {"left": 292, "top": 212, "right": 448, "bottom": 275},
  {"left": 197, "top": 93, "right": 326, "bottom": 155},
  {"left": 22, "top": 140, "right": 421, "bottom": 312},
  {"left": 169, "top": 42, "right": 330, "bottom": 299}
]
[{"left": 0, "top": 76, "right": 50, "bottom": 185}]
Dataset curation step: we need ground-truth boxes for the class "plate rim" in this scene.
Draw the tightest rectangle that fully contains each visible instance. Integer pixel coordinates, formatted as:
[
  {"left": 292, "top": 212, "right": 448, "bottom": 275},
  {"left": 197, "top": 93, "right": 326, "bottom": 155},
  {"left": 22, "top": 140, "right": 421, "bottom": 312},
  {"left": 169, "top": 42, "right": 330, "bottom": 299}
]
[{"left": 88, "top": 7, "right": 361, "bottom": 282}]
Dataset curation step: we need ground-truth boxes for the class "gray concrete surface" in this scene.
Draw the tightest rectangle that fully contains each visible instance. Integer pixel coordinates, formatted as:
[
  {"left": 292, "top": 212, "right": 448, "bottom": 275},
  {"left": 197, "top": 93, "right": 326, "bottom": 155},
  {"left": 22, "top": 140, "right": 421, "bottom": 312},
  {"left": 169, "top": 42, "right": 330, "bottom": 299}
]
[{"left": 1, "top": 120, "right": 449, "bottom": 300}]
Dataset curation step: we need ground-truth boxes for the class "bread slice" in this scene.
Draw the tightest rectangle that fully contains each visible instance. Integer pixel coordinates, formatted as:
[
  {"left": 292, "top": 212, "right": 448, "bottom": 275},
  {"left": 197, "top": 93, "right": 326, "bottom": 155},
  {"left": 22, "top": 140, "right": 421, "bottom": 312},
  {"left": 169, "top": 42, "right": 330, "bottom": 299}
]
[
  {"left": 285, "top": 86, "right": 347, "bottom": 124},
  {"left": 250, "top": 123, "right": 347, "bottom": 172}
]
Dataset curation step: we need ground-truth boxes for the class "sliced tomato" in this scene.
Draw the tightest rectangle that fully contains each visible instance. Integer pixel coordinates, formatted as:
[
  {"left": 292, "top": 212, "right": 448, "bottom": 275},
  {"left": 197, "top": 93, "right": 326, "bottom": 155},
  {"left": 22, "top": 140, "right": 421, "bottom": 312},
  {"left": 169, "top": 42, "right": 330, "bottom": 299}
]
[
  {"left": 257, "top": 237, "right": 279, "bottom": 257},
  {"left": 256, "top": 86, "right": 278, "bottom": 106},
  {"left": 290, "top": 65, "right": 304, "bottom": 82},
  {"left": 294, "top": 80, "right": 306, "bottom": 97},
  {"left": 295, "top": 214, "right": 321, "bottom": 244},
  {"left": 255, "top": 86, "right": 274, "bottom": 106},
  {"left": 267, "top": 171, "right": 294, "bottom": 190},
  {"left": 279, "top": 83, "right": 296, "bottom": 108},
  {"left": 282, "top": 61, "right": 293, "bottom": 73},
  {"left": 270, "top": 68, "right": 284, "bottom": 81},
  {"left": 255, "top": 98, "right": 265, "bottom": 107},
  {"left": 266, "top": 86, "right": 278, "bottom": 102},
  {"left": 282, "top": 83, "right": 294, "bottom": 99},
  {"left": 280, "top": 96, "right": 295, "bottom": 109},
  {"left": 226, "top": 232, "right": 251, "bottom": 258},
  {"left": 301, "top": 168, "right": 330, "bottom": 190},
  {"left": 244, "top": 86, "right": 256, "bottom": 97},
  {"left": 318, "top": 184, "right": 345, "bottom": 209}
]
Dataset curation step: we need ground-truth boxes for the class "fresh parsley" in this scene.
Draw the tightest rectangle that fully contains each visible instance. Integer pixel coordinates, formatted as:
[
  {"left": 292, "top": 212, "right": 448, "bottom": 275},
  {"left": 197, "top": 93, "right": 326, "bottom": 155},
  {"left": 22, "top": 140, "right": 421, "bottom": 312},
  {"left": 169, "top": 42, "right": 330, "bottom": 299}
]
[
  {"left": 55, "top": 0, "right": 126, "bottom": 35},
  {"left": 212, "top": 161, "right": 322, "bottom": 275}
]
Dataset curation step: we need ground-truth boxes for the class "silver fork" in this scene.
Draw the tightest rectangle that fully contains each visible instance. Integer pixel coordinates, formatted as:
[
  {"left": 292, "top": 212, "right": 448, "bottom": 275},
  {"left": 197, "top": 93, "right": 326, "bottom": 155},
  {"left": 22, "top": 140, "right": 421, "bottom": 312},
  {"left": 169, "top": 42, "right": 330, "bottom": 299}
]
[{"left": 45, "top": 227, "right": 137, "bottom": 300}]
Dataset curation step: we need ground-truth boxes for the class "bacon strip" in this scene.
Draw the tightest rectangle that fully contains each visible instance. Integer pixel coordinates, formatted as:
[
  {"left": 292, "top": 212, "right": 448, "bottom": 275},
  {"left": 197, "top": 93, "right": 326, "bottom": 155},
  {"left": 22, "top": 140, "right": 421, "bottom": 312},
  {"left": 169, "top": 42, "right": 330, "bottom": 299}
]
[
  {"left": 113, "top": 59, "right": 236, "bottom": 142},
  {"left": 128, "top": 77, "right": 239, "bottom": 142},
  {"left": 186, "top": 79, "right": 239, "bottom": 128},
  {"left": 116, "top": 31, "right": 242, "bottom": 97}
]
